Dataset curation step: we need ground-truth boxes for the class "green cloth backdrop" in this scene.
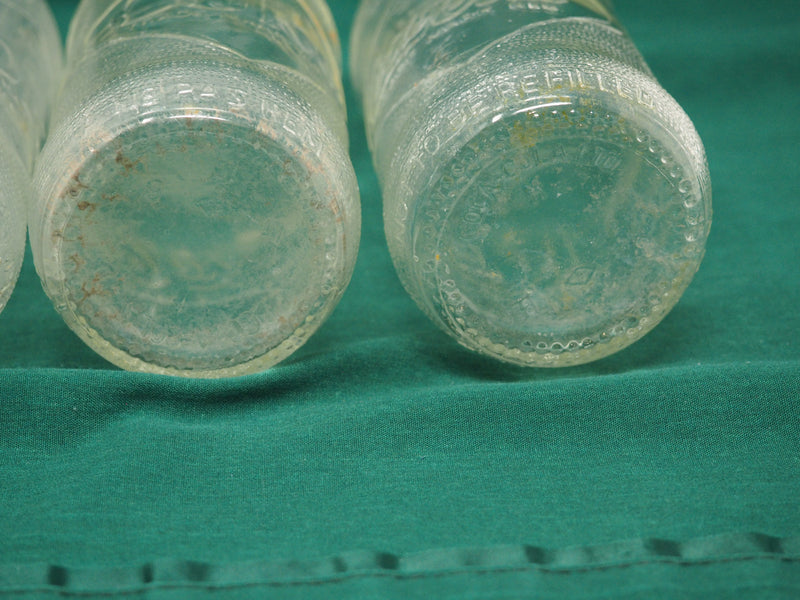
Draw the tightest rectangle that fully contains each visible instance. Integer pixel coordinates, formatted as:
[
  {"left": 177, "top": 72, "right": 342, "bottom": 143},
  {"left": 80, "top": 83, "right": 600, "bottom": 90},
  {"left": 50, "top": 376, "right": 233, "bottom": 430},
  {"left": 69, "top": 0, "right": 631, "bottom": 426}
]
[{"left": 1, "top": 0, "right": 798, "bottom": 597}]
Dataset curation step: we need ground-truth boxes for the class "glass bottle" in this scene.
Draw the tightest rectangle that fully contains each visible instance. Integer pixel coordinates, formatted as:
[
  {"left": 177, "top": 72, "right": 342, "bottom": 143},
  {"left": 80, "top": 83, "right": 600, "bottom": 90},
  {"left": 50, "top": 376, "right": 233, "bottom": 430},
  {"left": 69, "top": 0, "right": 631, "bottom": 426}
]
[
  {"left": 32, "top": 0, "right": 360, "bottom": 377},
  {"left": 351, "top": 0, "right": 711, "bottom": 367},
  {"left": 0, "top": 0, "right": 61, "bottom": 313}
]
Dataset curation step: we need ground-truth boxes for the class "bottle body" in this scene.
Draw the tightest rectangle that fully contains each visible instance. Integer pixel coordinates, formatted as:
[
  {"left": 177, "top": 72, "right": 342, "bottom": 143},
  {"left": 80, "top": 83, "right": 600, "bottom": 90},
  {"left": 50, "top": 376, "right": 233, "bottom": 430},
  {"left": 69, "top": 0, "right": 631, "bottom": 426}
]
[
  {"left": 0, "top": 0, "right": 61, "bottom": 313},
  {"left": 352, "top": 0, "right": 711, "bottom": 366},
  {"left": 32, "top": 0, "right": 360, "bottom": 377}
]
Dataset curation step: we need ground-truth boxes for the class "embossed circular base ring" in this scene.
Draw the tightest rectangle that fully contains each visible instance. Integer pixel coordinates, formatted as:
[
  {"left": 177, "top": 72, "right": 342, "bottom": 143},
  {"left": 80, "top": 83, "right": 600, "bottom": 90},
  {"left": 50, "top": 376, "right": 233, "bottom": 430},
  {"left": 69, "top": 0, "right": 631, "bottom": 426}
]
[
  {"left": 412, "top": 102, "right": 709, "bottom": 366},
  {"left": 39, "top": 114, "right": 348, "bottom": 377}
]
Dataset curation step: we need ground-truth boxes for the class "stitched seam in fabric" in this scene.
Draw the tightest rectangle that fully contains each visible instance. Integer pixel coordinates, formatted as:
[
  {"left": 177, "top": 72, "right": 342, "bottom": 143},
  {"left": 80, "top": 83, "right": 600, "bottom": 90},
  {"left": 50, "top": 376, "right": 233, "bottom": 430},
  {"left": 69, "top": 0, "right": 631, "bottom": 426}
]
[{"left": 1, "top": 537, "right": 798, "bottom": 596}]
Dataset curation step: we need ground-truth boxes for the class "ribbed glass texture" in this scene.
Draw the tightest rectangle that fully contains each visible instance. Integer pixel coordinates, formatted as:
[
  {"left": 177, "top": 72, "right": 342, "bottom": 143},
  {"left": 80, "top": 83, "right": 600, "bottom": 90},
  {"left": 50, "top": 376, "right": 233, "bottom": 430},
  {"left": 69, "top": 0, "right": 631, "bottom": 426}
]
[
  {"left": 352, "top": 0, "right": 711, "bottom": 367},
  {"left": 32, "top": 0, "right": 360, "bottom": 378},
  {"left": 0, "top": 0, "right": 61, "bottom": 314}
]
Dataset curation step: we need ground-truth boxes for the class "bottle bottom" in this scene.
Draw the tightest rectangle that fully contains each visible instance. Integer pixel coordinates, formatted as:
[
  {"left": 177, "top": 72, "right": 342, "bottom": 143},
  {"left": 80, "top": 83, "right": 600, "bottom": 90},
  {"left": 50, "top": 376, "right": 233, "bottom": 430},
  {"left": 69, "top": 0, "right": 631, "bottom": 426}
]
[
  {"left": 35, "top": 112, "right": 352, "bottom": 377},
  {"left": 405, "top": 100, "right": 710, "bottom": 367}
]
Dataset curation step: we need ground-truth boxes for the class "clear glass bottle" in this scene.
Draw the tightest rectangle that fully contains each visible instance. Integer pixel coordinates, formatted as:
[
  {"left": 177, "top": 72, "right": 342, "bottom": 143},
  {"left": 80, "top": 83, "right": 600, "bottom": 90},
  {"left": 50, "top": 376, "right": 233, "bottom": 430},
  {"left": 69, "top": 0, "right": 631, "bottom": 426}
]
[
  {"left": 351, "top": 0, "right": 711, "bottom": 367},
  {"left": 0, "top": 0, "right": 61, "bottom": 314},
  {"left": 32, "top": 0, "right": 360, "bottom": 377}
]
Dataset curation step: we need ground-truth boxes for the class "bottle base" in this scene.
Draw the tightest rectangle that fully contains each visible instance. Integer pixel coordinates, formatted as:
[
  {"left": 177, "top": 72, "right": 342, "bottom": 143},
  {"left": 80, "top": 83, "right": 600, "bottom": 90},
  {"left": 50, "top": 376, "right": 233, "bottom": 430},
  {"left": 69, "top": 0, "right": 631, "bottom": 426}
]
[
  {"left": 400, "top": 79, "right": 710, "bottom": 367},
  {"left": 34, "top": 108, "right": 355, "bottom": 378}
]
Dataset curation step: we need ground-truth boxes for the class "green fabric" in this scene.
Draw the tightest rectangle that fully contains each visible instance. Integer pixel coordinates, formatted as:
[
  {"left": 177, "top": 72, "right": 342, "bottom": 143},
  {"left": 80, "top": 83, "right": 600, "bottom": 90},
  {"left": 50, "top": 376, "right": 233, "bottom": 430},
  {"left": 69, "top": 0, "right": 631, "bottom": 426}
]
[{"left": 1, "top": 0, "right": 799, "bottom": 597}]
